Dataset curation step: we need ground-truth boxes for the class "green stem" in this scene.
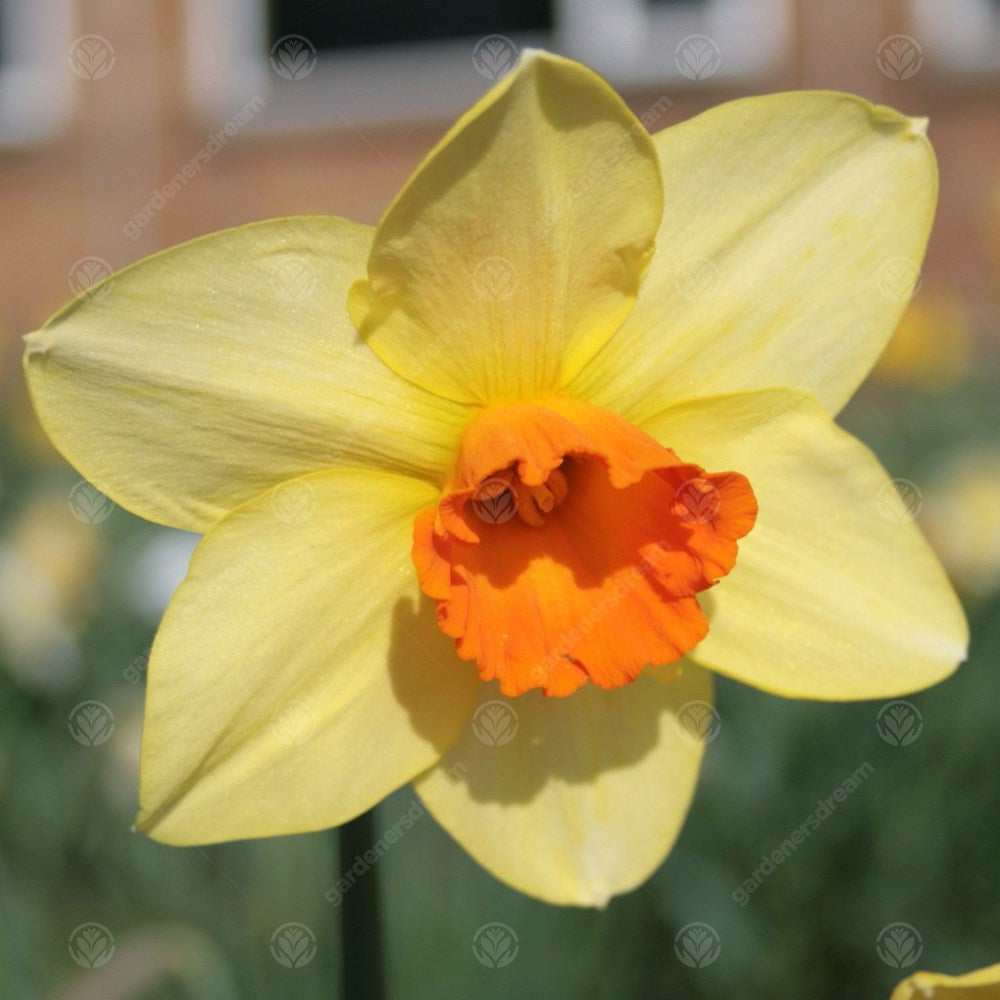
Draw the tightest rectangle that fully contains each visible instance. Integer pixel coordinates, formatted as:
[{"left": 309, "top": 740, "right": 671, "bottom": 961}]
[{"left": 338, "top": 809, "right": 386, "bottom": 1000}]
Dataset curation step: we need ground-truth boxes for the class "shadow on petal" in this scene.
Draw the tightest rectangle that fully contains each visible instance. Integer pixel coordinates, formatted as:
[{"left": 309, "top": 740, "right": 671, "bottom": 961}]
[
  {"left": 386, "top": 594, "right": 480, "bottom": 756},
  {"left": 419, "top": 669, "right": 681, "bottom": 806}
]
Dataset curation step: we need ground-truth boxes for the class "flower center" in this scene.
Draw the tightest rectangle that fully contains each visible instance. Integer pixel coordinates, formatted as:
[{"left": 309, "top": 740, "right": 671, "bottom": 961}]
[
  {"left": 411, "top": 395, "right": 757, "bottom": 697},
  {"left": 472, "top": 463, "right": 569, "bottom": 527}
]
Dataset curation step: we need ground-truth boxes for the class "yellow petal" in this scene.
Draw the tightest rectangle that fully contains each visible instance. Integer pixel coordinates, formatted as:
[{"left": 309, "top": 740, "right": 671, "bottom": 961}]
[
  {"left": 890, "top": 962, "right": 1000, "bottom": 1000},
  {"left": 641, "top": 390, "right": 967, "bottom": 699},
  {"left": 570, "top": 92, "right": 937, "bottom": 423},
  {"left": 24, "top": 217, "right": 472, "bottom": 533},
  {"left": 349, "top": 49, "right": 662, "bottom": 404},
  {"left": 136, "top": 468, "right": 479, "bottom": 844},
  {"left": 413, "top": 664, "right": 711, "bottom": 907}
]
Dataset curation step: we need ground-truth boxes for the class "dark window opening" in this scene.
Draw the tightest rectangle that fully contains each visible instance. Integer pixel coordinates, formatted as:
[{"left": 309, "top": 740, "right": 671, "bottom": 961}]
[{"left": 268, "top": 0, "right": 553, "bottom": 52}]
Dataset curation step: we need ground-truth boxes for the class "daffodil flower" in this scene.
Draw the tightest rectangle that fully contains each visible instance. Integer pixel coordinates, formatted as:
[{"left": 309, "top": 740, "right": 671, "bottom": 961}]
[
  {"left": 23, "top": 51, "right": 966, "bottom": 906},
  {"left": 890, "top": 961, "right": 1000, "bottom": 999}
]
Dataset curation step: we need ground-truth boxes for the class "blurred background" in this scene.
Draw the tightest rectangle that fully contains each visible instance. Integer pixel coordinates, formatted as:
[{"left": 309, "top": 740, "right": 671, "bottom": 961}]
[{"left": 1, "top": 0, "right": 999, "bottom": 997}]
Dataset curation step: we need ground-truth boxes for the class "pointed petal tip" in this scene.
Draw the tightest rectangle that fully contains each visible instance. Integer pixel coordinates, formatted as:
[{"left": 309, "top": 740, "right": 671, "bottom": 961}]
[
  {"left": 585, "top": 887, "right": 612, "bottom": 910},
  {"left": 22, "top": 329, "right": 53, "bottom": 358},
  {"left": 516, "top": 47, "right": 567, "bottom": 69},
  {"left": 869, "top": 99, "right": 930, "bottom": 140}
]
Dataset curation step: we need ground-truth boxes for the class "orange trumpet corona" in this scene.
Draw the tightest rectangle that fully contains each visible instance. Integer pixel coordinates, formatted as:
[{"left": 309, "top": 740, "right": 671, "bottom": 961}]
[{"left": 412, "top": 396, "right": 757, "bottom": 697}]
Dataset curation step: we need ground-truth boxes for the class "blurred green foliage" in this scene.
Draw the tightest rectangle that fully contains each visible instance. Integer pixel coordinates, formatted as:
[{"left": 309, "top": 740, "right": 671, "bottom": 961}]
[{"left": 1, "top": 357, "right": 998, "bottom": 999}]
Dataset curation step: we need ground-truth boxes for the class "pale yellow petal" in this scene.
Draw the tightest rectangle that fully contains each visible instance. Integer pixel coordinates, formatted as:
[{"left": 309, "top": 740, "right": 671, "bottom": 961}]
[
  {"left": 641, "top": 390, "right": 967, "bottom": 699},
  {"left": 137, "top": 468, "right": 479, "bottom": 844},
  {"left": 24, "top": 217, "right": 471, "bottom": 533},
  {"left": 349, "top": 49, "right": 662, "bottom": 404},
  {"left": 890, "top": 962, "right": 1000, "bottom": 1000},
  {"left": 570, "top": 92, "right": 937, "bottom": 422},
  {"left": 413, "top": 665, "right": 711, "bottom": 907}
]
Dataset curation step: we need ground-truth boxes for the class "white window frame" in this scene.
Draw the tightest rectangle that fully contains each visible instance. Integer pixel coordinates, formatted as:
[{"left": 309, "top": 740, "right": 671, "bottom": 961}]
[
  {"left": 0, "top": 0, "right": 74, "bottom": 146},
  {"left": 184, "top": 0, "right": 790, "bottom": 132},
  {"left": 557, "top": 0, "right": 791, "bottom": 87},
  {"left": 910, "top": 0, "right": 1000, "bottom": 74}
]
